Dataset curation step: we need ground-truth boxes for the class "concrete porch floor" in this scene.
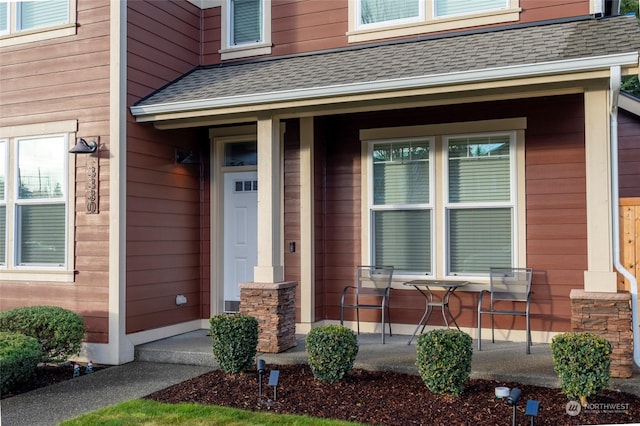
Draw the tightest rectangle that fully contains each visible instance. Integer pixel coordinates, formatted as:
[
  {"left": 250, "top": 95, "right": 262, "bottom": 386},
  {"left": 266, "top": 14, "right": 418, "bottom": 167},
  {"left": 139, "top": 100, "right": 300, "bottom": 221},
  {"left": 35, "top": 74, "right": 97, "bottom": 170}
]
[{"left": 135, "top": 329, "right": 640, "bottom": 396}]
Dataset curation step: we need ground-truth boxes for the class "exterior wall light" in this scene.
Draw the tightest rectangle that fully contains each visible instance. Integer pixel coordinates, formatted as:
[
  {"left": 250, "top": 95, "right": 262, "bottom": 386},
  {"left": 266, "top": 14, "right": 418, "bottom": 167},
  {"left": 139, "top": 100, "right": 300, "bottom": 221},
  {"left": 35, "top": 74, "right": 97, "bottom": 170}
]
[
  {"left": 176, "top": 150, "right": 199, "bottom": 164},
  {"left": 69, "top": 138, "right": 98, "bottom": 154}
]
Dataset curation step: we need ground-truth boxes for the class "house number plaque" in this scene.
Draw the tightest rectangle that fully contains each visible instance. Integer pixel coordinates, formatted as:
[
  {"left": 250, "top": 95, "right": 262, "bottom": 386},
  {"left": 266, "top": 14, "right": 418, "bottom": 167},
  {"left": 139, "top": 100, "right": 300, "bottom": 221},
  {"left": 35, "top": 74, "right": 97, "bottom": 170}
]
[{"left": 86, "top": 156, "right": 99, "bottom": 214}]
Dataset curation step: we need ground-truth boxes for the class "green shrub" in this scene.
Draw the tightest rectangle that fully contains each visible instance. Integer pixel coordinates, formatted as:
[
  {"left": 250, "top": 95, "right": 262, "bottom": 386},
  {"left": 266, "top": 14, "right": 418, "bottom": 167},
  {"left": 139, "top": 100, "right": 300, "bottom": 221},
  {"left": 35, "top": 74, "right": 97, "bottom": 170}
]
[
  {"left": 0, "top": 306, "right": 85, "bottom": 364},
  {"left": 209, "top": 313, "right": 258, "bottom": 374},
  {"left": 551, "top": 332, "right": 611, "bottom": 406},
  {"left": 0, "top": 331, "right": 43, "bottom": 394},
  {"left": 415, "top": 329, "right": 473, "bottom": 397},
  {"left": 306, "top": 325, "right": 358, "bottom": 383}
]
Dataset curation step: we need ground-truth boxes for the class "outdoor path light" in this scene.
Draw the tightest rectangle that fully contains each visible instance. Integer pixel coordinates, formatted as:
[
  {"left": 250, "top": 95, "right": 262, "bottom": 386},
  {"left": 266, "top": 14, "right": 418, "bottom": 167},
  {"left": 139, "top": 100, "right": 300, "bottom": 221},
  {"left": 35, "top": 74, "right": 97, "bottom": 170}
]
[
  {"left": 506, "top": 387, "right": 521, "bottom": 426},
  {"left": 257, "top": 359, "right": 266, "bottom": 399}
]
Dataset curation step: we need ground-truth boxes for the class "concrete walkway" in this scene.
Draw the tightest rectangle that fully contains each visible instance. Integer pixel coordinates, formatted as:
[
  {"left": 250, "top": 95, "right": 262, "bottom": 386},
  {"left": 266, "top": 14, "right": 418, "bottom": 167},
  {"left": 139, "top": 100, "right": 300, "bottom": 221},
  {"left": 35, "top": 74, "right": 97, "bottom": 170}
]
[{"left": 2, "top": 329, "right": 640, "bottom": 426}]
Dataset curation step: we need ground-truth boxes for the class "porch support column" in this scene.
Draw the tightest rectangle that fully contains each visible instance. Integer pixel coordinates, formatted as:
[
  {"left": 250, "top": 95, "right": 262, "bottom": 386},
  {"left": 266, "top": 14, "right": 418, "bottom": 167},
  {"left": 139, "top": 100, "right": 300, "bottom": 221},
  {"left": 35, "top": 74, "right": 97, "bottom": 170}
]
[
  {"left": 583, "top": 88, "right": 617, "bottom": 292},
  {"left": 299, "top": 117, "right": 315, "bottom": 329},
  {"left": 254, "top": 115, "right": 285, "bottom": 283}
]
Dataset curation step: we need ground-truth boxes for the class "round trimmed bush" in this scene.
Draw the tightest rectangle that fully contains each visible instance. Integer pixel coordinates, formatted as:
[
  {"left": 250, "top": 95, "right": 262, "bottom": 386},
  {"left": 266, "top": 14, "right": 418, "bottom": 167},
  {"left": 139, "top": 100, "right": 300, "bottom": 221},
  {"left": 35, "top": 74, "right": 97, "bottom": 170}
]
[
  {"left": 306, "top": 325, "right": 358, "bottom": 383},
  {"left": 209, "top": 313, "right": 258, "bottom": 374},
  {"left": 0, "top": 306, "right": 85, "bottom": 364},
  {"left": 0, "top": 331, "right": 42, "bottom": 394},
  {"left": 416, "top": 329, "right": 473, "bottom": 396},
  {"left": 551, "top": 332, "right": 611, "bottom": 406}
]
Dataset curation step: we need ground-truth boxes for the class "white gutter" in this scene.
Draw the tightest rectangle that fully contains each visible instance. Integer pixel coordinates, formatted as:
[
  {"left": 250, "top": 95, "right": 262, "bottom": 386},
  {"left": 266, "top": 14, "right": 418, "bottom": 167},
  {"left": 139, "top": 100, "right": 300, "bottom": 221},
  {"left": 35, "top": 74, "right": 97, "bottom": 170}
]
[
  {"left": 130, "top": 52, "right": 639, "bottom": 118},
  {"left": 609, "top": 65, "right": 640, "bottom": 368}
]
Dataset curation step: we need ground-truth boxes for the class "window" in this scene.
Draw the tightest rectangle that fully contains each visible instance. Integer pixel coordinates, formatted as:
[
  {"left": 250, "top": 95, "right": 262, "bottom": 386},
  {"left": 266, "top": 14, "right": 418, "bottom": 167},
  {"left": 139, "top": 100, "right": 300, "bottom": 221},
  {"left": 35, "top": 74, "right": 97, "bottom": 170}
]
[
  {"left": 0, "top": 133, "right": 72, "bottom": 275},
  {"left": 220, "top": 0, "right": 271, "bottom": 60},
  {"left": 0, "top": 140, "right": 6, "bottom": 265},
  {"left": 363, "top": 119, "right": 525, "bottom": 279},
  {"left": 231, "top": 0, "right": 262, "bottom": 45},
  {"left": 434, "top": 0, "right": 508, "bottom": 18},
  {"left": 446, "top": 135, "right": 513, "bottom": 274},
  {"left": 358, "top": 0, "right": 422, "bottom": 28},
  {"left": 0, "top": 0, "right": 75, "bottom": 47},
  {"left": 371, "top": 138, "right": 433, "bottom": 274},
  {"left": 349, "top": 0, "right": 519, "bottom": 43}
]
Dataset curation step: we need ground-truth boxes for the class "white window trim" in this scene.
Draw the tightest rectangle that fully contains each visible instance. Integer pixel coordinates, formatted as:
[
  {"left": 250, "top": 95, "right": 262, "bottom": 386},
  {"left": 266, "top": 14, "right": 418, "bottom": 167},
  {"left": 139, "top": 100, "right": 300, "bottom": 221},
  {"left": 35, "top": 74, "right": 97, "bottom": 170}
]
[
  {"left": 348, "top": 0, "right": 520, "bottom": 44},
  {"left": 0, "top": 120, "right": 77, "bottom": 283},
  {"left": 0, "top": 0, "right": 77, "bottom": 48},
  {"left": 360, "top": 118, "right": 526, "bottom": 286},
  {"left": 219, "top": 0, "right": 272, "bottom": 61}
]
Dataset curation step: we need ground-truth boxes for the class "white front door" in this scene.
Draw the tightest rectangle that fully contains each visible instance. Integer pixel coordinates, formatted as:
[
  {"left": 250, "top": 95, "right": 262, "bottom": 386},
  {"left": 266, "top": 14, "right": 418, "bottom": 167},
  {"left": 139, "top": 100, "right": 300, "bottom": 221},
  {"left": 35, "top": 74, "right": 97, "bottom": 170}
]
[{"left": 223, "top": 171, "right": 258, "bottom": 312}]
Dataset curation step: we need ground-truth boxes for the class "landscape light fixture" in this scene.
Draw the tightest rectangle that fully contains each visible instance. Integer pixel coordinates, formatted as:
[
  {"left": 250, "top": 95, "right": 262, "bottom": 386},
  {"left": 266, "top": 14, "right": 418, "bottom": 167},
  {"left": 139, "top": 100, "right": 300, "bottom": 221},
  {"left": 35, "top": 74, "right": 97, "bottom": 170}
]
[
  {"left": 69, "top": 138, "right": 98, "bottom": 154},
  {"left": 257, "top": 359, "right": 266, "bottom": 399},
  {"left": 176, "top": 150, "right": 199, "bottom": 164},
  {"left": 506, "top": 387, "right": 522, "bottom": 426}
]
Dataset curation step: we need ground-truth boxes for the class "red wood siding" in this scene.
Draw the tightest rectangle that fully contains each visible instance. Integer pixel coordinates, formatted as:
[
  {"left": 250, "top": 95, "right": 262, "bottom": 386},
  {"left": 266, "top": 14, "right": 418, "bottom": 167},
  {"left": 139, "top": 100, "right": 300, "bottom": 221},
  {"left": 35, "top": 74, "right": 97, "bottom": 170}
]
[
  {"left": 199, "top": 0, "right": 591, "bottom": 66},
  {"left": 126, "top": 1, "right": 207, "bottom": 333},
  {"left": 283, "top": 119, "right": 302, "bottom": 320},
  {"left": 619, "top": 109, "right": 640, "bottom": 198},
  {"left": 0, "top": 0, "right": 111, "bottom": 344},
  {"left": 313, "top": 94, "right": 587, "bottom": 334}
]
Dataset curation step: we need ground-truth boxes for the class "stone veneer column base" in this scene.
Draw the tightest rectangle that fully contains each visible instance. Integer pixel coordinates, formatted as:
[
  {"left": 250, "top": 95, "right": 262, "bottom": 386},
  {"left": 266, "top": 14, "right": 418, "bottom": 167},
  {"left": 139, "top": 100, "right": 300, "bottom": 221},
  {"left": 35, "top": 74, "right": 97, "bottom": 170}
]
[
  {"left": 240, "top": 281, "right": 298, "bottom": 353},
  {"left": 570, "top": 289, "right": 633, "bottom": 378}
]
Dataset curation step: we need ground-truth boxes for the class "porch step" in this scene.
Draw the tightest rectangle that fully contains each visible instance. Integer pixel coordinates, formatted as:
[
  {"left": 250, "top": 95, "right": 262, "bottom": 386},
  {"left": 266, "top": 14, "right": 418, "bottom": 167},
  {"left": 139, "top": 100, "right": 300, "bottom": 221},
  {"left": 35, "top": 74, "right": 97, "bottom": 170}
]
[{"left": 134, "top": 329, "right": 217, "bottom": 367}]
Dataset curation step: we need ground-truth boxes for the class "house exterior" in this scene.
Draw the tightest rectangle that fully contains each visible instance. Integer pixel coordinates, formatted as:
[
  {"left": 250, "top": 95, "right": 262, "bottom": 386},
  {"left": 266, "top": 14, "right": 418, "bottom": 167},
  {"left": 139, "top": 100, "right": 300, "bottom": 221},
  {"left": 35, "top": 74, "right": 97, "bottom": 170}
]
[{"left": 1, "top": 0, "right": 639, "bottom": 373}]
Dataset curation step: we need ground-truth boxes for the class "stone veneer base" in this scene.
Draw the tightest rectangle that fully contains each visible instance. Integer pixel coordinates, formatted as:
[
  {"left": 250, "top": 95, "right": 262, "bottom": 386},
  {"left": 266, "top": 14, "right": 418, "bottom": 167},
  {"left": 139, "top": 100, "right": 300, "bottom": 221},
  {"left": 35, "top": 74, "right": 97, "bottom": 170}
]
[
  {"left": 570, "top": 289, "right": 633, "bottom": 378},
  {"left": 240, "top": 281, "right": 298, "bottom": 353}
]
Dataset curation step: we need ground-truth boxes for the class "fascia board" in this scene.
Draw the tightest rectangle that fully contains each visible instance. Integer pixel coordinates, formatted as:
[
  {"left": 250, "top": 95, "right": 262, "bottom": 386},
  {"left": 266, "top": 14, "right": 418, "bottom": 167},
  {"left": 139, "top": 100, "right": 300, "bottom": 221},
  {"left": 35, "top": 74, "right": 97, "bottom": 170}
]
[{"left": 130, "top": 52, "right": 639, "bottom": 119}]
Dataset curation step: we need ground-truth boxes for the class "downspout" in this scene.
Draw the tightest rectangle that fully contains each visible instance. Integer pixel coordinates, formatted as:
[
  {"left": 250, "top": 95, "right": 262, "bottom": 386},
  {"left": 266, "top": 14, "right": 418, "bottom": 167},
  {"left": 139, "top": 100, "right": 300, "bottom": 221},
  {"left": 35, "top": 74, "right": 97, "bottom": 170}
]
[{"left": 609, "top": 65, "right": 640, "bottom": 368}]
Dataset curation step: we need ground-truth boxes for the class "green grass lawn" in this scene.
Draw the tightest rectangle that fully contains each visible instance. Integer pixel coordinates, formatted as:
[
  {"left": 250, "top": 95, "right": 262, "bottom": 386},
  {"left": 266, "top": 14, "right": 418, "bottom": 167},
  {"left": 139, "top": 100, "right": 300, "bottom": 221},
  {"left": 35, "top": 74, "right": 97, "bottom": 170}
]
[{"left": 59, "top": 399, "right": 362, "bottom": 426}]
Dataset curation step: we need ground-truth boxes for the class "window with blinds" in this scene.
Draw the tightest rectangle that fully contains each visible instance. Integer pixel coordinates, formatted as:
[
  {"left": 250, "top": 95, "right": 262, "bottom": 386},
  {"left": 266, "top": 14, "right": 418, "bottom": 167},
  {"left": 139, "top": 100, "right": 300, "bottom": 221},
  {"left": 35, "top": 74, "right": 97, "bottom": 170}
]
[
  {"left": 371, "top": 139, "right": 432, "bottom": 274},
  {"left": 0, "top": 3, "right": 7, "bottom": 34},
  {"left": 446, "top": 135, "right": 513, "bottom": 274},
  {"left": 360, "top": 0, "right": 421, "bottom": 26},
  {"left": 17, "top": 0, "right": 69, "bottom": 31},
  {"left": 434, "top": 0, "right": 508, "bottom": 18},
  {"left": 0, "top": 140, "right": 6, "bottom": 265},
  {"left": 15, "top": 136, "right": 66, "bottom": 266},
  {"left": 231, "top": 0, "right": 262, "bottom": 45}
]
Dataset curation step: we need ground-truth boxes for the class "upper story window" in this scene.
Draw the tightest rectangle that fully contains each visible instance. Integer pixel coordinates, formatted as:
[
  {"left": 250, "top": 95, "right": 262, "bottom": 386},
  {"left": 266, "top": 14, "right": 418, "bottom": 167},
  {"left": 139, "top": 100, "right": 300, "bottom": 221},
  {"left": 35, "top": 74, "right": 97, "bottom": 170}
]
[
  {"left": 358, "top": 0, "right": 423, "bottom": 29},
  {"left": 0, "top": 0, "right": 76, "bottom": 47},
  {"left": 220, "top": 0, "right": 272, "bottom": 61},
  {"left": 349, "top": 0, "right": 520, "bottom": 43}
]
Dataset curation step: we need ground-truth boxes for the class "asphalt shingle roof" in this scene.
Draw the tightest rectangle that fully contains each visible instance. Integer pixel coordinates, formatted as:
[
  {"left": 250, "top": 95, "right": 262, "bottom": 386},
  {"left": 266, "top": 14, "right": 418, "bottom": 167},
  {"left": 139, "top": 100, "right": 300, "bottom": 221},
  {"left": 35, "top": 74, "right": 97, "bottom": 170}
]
[{"left": 134, "top": 15, "right": 640, "bottom": 109}]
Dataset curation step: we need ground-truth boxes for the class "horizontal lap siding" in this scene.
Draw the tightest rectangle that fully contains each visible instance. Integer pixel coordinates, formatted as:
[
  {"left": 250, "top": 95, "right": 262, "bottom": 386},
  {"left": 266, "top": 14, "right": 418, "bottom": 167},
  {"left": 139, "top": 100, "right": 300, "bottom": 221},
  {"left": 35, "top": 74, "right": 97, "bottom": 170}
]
[
  {"left": 0, "top": 0, "right": 111, "bottom": 343},
  {"left": 126, "top": 1, "right": 207, "bottom": 333},
  {"left": 199, "top": 0, "right": 588, "bottom": 66},
  {"left": 619, "top": 110, "right": 640, "bottom": 198},
  {"left": 283, "top": 120, "right": 302, "bottom": 320},
  {"left": 318, "top": 95, "right": 586, "bottom": 334}
]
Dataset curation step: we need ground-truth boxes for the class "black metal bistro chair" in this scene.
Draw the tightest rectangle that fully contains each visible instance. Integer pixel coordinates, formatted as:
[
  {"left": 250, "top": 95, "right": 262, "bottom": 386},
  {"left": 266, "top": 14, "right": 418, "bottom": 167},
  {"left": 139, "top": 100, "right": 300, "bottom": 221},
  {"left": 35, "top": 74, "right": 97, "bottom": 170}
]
[
  {"left": 477, "top": 267, "right": 533, "bottom": 354},
  {"left": 340, "top": 265, "right": 394, "bottom": 344}
]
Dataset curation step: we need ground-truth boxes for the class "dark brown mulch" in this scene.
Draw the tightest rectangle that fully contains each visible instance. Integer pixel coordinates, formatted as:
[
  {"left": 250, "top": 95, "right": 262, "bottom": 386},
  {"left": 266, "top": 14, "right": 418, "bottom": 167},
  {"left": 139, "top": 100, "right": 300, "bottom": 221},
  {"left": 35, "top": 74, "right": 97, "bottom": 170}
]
[
  {"left": 145, "top": 364, "right": 640, "bottom": 425},
  {"left": 1, "top": 362, "right": 108, "bottom": 399}
]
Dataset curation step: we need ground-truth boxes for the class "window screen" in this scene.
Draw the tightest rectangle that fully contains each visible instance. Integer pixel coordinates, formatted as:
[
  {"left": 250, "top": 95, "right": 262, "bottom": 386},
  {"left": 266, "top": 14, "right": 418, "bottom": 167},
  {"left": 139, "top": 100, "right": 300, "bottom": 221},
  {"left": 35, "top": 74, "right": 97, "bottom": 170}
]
[
  {"left": 16, "top": 136, "right": 66, "bottom": 266},
  {"left": 360, "top": 0, "right": 420, "bottom": 25},
  {"left": 371, "top": 139, "right": 431, "bottom": 274},
  {"left": 447, "top": 135, "right": 513, "bottom": 274},
  {"left": 18, "top": 0, "right": 68, "bottom": 31},
  {"left": 434, "top": 0, "right": 507, "bottom": 18},
  {"left": 231, "top": 0, "right": 262, "bottom": 45}
]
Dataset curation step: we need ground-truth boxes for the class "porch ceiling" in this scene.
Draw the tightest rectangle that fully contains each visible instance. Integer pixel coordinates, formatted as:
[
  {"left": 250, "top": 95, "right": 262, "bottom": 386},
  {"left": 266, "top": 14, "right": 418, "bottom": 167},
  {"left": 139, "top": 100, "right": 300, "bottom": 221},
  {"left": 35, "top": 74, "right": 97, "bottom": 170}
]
[{"left": 130, "top": 15, "right": 640, "bottom": 126}]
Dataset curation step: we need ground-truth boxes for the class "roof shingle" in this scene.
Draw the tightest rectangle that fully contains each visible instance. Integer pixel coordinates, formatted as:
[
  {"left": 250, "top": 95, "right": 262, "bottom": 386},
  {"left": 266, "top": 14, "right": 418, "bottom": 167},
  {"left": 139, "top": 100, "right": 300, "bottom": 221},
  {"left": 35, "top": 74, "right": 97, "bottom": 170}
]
[{"left": 134, "top": 15, "right": 640, "bottom": 108}]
